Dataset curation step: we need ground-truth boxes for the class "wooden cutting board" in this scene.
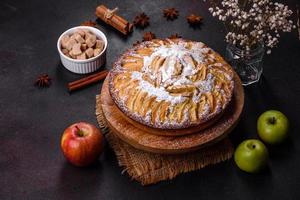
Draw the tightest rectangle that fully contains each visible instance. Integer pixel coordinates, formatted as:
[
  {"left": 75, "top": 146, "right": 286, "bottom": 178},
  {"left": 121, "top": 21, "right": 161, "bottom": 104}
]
[{"left": 100, "top": 72, "right": 244, "bottom": 154}]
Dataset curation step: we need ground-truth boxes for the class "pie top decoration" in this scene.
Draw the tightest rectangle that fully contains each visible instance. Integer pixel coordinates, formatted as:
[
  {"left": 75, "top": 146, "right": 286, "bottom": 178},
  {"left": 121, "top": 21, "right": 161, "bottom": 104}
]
[
  {"left": 109, "top": 39, "right": 234, "bottom": 129},
  {"left": 163, "top": 8, "right": 179, "bottom": 20},
  {"left": 133, "top": 13, "right": 150, "bottom": 28}
]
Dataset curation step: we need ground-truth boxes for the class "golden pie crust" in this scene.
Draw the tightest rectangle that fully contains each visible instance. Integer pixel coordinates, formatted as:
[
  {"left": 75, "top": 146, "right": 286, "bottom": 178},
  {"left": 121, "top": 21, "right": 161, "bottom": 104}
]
[{"left": 109, "top": 39, "right": 235, "bottom": 129}]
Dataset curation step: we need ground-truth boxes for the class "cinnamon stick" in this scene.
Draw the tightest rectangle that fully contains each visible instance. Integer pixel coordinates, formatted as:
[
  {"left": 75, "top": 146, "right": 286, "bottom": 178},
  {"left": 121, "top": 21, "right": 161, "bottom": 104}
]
[
  {"left": 68, "top": 70, "right": 108, "bottom": 92},
  {"left": 95, "top": 5, "right": 133, "bottom": 35}
]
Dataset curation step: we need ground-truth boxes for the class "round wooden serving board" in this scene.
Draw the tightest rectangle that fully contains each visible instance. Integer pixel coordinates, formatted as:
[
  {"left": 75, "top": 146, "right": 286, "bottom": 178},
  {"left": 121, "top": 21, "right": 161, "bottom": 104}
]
[{"left": 100, "top": 73, "right": 244, "bottom": 154}]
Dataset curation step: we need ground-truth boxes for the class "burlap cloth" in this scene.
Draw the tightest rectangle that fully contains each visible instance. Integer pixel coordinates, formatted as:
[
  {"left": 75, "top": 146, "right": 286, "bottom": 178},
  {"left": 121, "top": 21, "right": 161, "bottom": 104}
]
[{"left": 95, "top": 95, "right": 233, "bottom": 185}]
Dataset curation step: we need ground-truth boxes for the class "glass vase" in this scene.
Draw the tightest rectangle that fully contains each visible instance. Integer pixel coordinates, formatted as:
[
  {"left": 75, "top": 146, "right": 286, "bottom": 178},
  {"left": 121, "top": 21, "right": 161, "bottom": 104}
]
[{"left": 225, "top": 42, "right": 265, "bottom": 86}]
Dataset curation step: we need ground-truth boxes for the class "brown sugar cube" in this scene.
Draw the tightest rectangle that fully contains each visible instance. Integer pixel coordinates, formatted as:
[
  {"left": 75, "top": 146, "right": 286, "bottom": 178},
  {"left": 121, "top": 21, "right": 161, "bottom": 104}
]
[
  {"left": 66, "top": 38, "right": 77, "bottom": 51},
  {"left": 81, "top": 43, "right": 87, "bottom": 51},
  {"left": 62, "top": 49, "right": 71, "bottom": 58},
  {"left": 61, "top": 48, "right": 69, "bottom": 55},
  {"left": 86, "top": 34, "right": 96, "bottom": 48},
  {"left": 61, "top": 35, "right": 70, "bottom": 48},
  {"left": 71, "top": 43, "right": 82, "bottom": 56},
  {"left": 84, "top": 33, "right": 91, "bottom": 40},
  {"left": 95, "top": 40, "right": 104, "bottom": 50},
  {"left": 83, "top": 30, "right": 92, "bottom": 38},
  {"left": 85, "top": 48, "right": 94, "bottom": 58},
  {"left": 70, "top": 34, "right": 77, "bottom": 40},
  {"left": 76, "top": 29, "right": 85, "bottom": 37},
  {"left": 74, "top": 33, "right": 85, "bottom": 44},
  {"left": 94, "top": 48, "right": 102, "bottom": 57},
  {"left": 76, "top": 53, "right": 86, "bottom": 60},
  {"left": 69, "top": 50, "right": 76, "bottom": 59}
]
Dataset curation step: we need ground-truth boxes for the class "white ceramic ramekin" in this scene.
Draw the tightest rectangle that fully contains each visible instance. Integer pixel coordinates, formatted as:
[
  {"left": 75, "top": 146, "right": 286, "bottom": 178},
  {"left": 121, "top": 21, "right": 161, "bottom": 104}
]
[{"left": 57, "top": 26, "right": 107, "bottom": 74}]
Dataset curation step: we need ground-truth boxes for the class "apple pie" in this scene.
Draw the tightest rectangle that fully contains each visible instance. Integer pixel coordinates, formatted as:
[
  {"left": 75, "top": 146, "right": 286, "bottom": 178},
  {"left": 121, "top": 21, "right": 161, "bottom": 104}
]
[{"left": 109, "top": 39, "right": 235, "bottom": 129}]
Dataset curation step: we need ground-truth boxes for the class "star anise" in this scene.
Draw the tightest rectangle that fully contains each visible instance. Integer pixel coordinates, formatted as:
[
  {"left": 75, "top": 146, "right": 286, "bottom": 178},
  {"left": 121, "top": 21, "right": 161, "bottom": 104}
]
[
  {"left": 187, "top": 14, "right": 203, "bottom": 26},
  {"left": 168, "top": 33, "right": 182, "bottom": 39},
  {"left": 34, "top": 74, "right": 51, "bottom": 88},
  {"left": 81, "top": 20, "right": 97, "bottom": 27},
  {"left": 133, "top": 40, "right": 141, "bottom": 46},
  {"left": 163, "top": 8, "right": 179, "bottom": 20},
  {"left": 133, "top": 13, "right": 150, "bottom": 28},
  {"left": 143, "top": 32, "right": 156, "bottom": 41}
]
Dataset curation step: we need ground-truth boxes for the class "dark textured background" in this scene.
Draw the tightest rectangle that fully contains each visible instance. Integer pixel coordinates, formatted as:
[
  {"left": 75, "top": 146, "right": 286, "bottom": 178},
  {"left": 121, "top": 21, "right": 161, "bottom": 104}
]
[{"left": 1, "top": 0, "right": 300, "bottom": 199}]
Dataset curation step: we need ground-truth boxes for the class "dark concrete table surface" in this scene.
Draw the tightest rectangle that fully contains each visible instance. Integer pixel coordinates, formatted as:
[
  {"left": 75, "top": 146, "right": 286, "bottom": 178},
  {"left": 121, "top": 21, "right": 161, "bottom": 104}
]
[{"left": 1, "top": 0, "right": 300, "bottom": 199}]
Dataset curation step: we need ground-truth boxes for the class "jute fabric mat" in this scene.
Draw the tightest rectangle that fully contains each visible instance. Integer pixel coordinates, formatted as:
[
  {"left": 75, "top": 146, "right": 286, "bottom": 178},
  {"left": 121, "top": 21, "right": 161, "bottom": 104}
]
[{"left": 95, "top": 95, "right": 233, "bottom": 185}]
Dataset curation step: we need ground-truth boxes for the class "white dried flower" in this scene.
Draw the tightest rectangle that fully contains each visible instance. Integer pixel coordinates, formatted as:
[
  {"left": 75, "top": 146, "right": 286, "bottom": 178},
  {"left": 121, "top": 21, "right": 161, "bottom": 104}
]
[{"left": 207, "top": 0, "right": 295, "bottom": 54}]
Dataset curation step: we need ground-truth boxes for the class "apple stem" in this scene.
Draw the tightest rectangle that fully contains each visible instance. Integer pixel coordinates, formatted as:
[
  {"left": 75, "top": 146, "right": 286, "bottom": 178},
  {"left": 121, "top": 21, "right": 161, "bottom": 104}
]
[
  {"left": 75, "top": 126, "right": 84, "bottom": 137},
  {"left": 269, "top": 117, "right": 276, "bottom": 124}
]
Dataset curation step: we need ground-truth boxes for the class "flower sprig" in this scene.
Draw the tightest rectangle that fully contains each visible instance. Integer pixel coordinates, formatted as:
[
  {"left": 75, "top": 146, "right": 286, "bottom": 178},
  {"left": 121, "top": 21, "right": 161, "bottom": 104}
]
[{"left": 207, "top": 0, "right": 296, "bottom": 54}]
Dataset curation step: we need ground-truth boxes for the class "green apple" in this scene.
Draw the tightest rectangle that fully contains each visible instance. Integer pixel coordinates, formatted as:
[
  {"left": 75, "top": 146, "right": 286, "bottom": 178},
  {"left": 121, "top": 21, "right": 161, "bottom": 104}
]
[
  {"left": 234, "top": 139, "right": 268, "bottom": 173},
  {"left": 257, "top": 110, "right": 289, "bottom": 145}
]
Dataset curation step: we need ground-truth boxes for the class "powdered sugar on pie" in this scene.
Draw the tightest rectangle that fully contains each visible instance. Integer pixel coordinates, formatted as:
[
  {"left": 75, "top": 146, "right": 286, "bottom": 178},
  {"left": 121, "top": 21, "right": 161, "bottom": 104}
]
[{"left": 109, "top": 39, "right": 234, "bottom": 129}]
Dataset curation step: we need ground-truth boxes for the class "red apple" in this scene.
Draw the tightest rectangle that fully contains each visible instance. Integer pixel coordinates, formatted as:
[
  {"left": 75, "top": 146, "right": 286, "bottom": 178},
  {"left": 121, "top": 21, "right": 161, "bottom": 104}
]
[{"left": 61, "top": 122, "right": 104, "bottom": 167}]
